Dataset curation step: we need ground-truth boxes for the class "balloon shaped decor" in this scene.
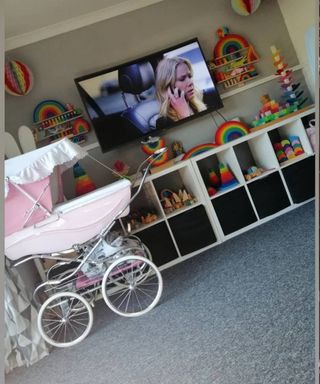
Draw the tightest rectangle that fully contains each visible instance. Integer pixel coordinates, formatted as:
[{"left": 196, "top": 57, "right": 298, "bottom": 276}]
[
  {"left": 231, "top": 0, "right": 261, "bottom": 16},
  {"left": 5, "top": 60, "right": 33, "bottom": 96}
]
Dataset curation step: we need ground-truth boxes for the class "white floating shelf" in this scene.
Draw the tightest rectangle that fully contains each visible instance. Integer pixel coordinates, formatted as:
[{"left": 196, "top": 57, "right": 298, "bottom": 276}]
[{"left": 220, "top": 64, "right": 303, "bottom": 100}]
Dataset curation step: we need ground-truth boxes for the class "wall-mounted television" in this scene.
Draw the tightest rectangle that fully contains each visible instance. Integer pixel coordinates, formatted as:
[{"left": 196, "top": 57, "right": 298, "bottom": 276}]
[{"left": 74, "top": 38, "right": 223, "bottom": 152}]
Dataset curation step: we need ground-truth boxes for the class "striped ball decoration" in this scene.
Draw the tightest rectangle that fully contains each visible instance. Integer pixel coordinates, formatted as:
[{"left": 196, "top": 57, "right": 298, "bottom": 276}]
[
  {"left": 215, "top": 121, "right": 250, "bottom": 145},
  {"left": 5, "top": 60, "right": 33, "bottom": 96},
  {"left": 141, "top": 136, "right": 169, "bottom": 167},
  {"left": 231, "top": 0, "right": 261, "bottom": 16},
  {"left": 181, "top": 143, "right": 218, "bottom": 160}
]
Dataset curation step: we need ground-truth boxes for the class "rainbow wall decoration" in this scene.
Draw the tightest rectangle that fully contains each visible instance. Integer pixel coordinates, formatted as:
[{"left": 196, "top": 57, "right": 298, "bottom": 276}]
[
  {"left": 215, "top": 121, "right": 250, "bottom": 144},
  {"left": 213, "top": 27, "right": 249, "bottom": 59},
  {"left": 182, "top": 143, "right": 218, "bottom": 160},
  {"left": 212, "top": 27, "right": 259, "bottom": 88},
  {"left": 141, "top": 137, "right": 169, "bottom": 167},
  {"left": 5, "top": 60, "right": 33, "bottom": 96},
  {"left": 72, "top": 118, "right": 90, "bottom": 135},
  {"left": 33, "top": 100, "right": 67, "bottom": 123}
]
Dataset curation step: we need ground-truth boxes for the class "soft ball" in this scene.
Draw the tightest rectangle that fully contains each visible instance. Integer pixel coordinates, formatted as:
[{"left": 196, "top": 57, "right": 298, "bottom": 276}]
[{"left": 5, "top": 60, "right": 33, "bottom": 96}]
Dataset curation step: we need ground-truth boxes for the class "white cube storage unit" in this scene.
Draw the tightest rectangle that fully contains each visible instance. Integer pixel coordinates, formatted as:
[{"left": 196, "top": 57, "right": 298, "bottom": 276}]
[
  {"left": 35, "top": 107, "right": 315, "bottom": 278},
  {"left": 123, "top": 107, "right": 315, "bottom": 269},
  {"left": 123, "top": 160, "right": 221, "bottom": 266}
]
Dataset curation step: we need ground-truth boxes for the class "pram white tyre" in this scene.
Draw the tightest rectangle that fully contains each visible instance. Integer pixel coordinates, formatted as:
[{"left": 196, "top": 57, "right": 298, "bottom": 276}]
[
  {"left": 101, "top": 255, "right": 163, "bottom": 317},
  {"left": 141, "top": 243, "right": 152, "bottom": 261},
  {"left": 37, "top": 292, "right": 93, "bottom": 348},
  {"left": 107, "top": 249, "right": 153, "bottom": 289}
]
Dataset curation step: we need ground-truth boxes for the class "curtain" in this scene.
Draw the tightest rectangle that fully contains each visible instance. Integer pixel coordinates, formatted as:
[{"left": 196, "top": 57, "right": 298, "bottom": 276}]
[{"left": 4, "top": 260, "right": 50, "bottom": 373}]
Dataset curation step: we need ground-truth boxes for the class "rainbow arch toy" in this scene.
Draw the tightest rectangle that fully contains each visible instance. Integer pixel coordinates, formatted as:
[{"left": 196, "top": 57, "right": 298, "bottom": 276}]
[
  {"left": 72, "top": 118, "right": 90, "bottom": 135},
  {"left": 213, "top": 28, "right": 249, "bottom": 60},
  {"left": 213, "top": 27, "right": 259, "bottom": 69},
  {"left": 141, "top": 137, "right": 169, "bottom": 167},
  {"left": 182, "top": 143, "right": 218, "bottom": 160},
  {"left": 33, "top": 100, "right": 67, "bottom": 123},
  {"left": 215, "top": 121, "right": 250, "bottom": 145}
]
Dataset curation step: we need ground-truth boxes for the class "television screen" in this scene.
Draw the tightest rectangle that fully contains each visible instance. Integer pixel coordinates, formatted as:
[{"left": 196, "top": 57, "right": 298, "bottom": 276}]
[{"left": 75, "top": 38, "right": 223, "bottom": 152}]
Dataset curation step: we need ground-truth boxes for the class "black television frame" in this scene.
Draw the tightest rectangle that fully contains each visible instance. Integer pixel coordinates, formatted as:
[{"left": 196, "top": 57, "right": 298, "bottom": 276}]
[{"left": 74, "top": 37, "right": 223, "bottom": 152}]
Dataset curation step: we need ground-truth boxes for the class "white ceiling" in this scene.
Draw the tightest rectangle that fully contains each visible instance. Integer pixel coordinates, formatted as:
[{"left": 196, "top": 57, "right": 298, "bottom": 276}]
[{"left": 5, "top": 0, "right": 164, "bottom": 51}]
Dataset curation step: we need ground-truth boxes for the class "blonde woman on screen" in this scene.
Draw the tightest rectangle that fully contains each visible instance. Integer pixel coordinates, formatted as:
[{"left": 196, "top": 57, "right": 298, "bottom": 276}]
[{"left": 155, "top": 57, "right": 207, "bottom": 128}]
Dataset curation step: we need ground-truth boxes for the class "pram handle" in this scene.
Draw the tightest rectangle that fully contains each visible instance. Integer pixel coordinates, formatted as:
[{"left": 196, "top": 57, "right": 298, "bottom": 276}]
[{"left": 131, "top": 147, "right": 168, "bottom": 198}]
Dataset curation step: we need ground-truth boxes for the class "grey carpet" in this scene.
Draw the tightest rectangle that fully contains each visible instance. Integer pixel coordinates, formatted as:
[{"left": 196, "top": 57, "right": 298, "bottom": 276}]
[{"left": 6, "top": 202, "right": 315, "bottom": 384}]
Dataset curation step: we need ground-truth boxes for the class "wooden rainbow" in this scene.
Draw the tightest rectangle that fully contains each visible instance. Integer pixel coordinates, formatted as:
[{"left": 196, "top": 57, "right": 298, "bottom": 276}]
[
  {"left": 214, "top": 33, "right": 249, "bottom": 59},
  {"left": 215, "top": 121, "right": 250, "bottom": 144},
  {"left": 72, "top": 118, "right": 90, "bottom": 135},
  {"left": 182, "top": 143, "right": 218, "bottom": 160},
  {"left": 141, "top": 138, "right": 168, "bottom": 166},
  {"left": 33, "top": 100, "right": 66, "bottom": 123}
]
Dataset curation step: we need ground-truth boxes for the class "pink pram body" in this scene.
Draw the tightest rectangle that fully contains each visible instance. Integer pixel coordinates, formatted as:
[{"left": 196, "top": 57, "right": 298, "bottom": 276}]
[
  {"left": 4, "top": 138, "right": 131, "bottom": 261},
  {"left": 5, "top": 177, "right": 53, "bottom": 236}
]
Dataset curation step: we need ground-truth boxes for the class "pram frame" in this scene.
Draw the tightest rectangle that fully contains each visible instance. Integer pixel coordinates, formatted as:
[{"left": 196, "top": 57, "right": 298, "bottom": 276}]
[
  {"left": 6, "top": 144, "right": 166, "bottom": 348},
  {"left": 13, "top": 148, "right": 161, "bottom": 285}
]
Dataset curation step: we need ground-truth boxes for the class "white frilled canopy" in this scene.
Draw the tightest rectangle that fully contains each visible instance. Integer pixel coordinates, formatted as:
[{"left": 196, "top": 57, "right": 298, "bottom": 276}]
[{"left": 5, "top": 138, "right": 87, "bottom": 197}]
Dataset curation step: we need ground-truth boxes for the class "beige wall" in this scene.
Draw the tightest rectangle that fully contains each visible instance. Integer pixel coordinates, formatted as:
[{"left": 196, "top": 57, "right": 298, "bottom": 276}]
[
  {"left": 5, "top": 0, "right": 313, "bottom": 197},
  {"left": 277, "top": 0, "right": 316, "bottom": 98}
]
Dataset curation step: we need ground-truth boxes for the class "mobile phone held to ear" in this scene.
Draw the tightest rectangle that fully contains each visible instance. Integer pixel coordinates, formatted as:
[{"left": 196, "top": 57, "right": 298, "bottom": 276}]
[{"left": 170, "top": 86, "right": 182, "bottom": 97}]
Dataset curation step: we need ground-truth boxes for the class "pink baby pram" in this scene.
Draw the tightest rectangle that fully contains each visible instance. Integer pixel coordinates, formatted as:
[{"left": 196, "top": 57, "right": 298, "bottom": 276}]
[{"left": 5, "top": 138, "right": 165, "bottom": 348}]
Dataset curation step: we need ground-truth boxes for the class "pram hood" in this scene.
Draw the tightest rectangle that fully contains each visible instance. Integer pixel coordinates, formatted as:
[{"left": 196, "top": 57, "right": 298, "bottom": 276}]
[{"left": 5, "top": 138, "right": 87, "bottom": 197}]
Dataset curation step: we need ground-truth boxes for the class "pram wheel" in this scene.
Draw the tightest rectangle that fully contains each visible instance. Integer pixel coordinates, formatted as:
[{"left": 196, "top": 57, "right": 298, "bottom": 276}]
[
  {"left": 101, "top": 255, "right": 162, "bottom": 317},
  {"left": 38, "top": 292, "right": 93, "bottom": 348}
]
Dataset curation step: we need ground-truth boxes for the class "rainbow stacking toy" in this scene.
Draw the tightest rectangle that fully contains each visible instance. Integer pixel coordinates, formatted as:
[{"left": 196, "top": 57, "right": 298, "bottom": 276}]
[
  {"left": 73, "top": 162, "right": 96, "bottom": 196},
  {"left": 288, "top": 135, "right": 304, "bottom": 156},
  {"left": 280, "top": 139, "right": 295, "bottom": 160},
  {"left": 273, "top": 143, "right": 287, "bottom": 163},
  {"left": 270, "top": 45, "right": 307, "bottom": 108},
  {"left": 208, "top": 168, "right": 220, "bottom": 187},
  {"left": 219, "top": 163, "right": 238, "bottom": 190}
]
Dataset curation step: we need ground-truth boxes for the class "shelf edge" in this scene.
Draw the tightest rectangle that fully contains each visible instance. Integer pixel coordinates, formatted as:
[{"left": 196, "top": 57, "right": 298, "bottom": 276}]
[{"left": 220, "top": 64, "right": 303, "bottom": 100}]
